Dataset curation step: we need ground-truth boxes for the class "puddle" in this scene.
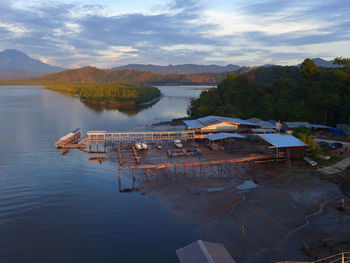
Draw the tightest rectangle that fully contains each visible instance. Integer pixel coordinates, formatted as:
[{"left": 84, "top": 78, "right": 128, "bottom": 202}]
[
  {"left": 195, "top": 185, "right": 232, "bottom": 192},
  {"left": 236, "top": 180, "right": 258, "bottom": 190}
]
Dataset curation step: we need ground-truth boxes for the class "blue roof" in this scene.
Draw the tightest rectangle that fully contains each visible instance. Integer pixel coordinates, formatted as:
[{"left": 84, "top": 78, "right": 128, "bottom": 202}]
[
  {"left": 183, "top": 120, "right": 203, "bottom": 129},
  {"left": 257, "top": 134, "right": 308, "bottom": 148},
  {"left": 184, "top": 116, "right": 259, "bottom": 128},
  {"left": 310, "top": 124, "right": 332, "bottom": 129},
  {"left": 206, "top": 133, "right": 246, "bottom": 140},
  {"left": 251, "top": 128, "right": 276, "bottom": 133},
  {"left": 267, "top": 120, "right": 278, "bottom": 124}
]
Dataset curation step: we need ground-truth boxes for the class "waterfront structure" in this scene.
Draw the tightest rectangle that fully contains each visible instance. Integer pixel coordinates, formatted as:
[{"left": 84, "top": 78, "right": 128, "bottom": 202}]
[
  {"left": 257, "top": 133, "right": 308, "bottom": 158},
  {"left": 250, "top": 128, "right": 276, "bottom": 134},
  {"left": 205, "top": 133, "right": 245, "bottom": 150},
  {"left": 176, "top": 240, "right": 236, "bottom": 263},
  {"left": 337, "top": 124, "right": 350, "bottom": 135},
  {"left": 184, "top": 116, "right": 258, "bottom": 132}
]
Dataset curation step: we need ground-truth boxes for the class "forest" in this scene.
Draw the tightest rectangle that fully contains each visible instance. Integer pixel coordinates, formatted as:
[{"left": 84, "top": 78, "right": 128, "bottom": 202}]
[
  {"left": 188, "top": 58, "right": 350, "bottom": 126},
  {"left": 0, "top": 80, "right": 161, "bottom": 105}
]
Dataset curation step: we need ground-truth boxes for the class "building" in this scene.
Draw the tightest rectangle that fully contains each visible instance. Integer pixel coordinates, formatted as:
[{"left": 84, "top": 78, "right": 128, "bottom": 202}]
[
  {"left": 184, "top": 116, "right": 258, "bottom": 133},
  {"left": 205, "top": 133, "right": 246, "bottom": 150},
  {"left": 176, "top": 240, "right": 236, "bottom": 263},
  {"left": 250, "top": 128, "right": 276, "bottom": 134},
  {"left": 257, "top": 133, "right": 308, "bottom": 158},
  {"left": 283, "top": 122, "right": 311, "bottom": 131},
  {"left": 337, "top": 124, "right": 350, "bottom": 135}
]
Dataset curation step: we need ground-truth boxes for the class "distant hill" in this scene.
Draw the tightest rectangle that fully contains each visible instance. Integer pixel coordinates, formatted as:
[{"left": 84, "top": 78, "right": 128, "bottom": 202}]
[
  {"left": 0, "top": 49, "right": 64, "bottom": 80},
  {"left": 296, "top": 58, "right": 341, "bottom": 68},
  {"left": 33, "top": 66, "right": 221, "bottom": 85},
  {"left": 113, "top": 63, "right": 241, "bottom": 74}
]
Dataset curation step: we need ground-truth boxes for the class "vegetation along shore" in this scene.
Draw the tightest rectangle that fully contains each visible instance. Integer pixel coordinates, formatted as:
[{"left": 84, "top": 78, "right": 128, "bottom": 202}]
[
  {"left": 188, "top": 58, "right": 350, "bottom": 126},
  {"left": 0, "top": 80, "right": 161, "bottom": 107}
]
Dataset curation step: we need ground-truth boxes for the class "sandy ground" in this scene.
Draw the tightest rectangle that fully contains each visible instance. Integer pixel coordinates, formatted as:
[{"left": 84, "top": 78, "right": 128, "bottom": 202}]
[{"left": 139, "top": 163, "right": 350, "bottom": 263}]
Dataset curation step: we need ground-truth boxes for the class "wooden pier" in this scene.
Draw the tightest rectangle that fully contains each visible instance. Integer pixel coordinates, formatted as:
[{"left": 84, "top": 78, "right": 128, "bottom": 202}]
[
  {"left": 116, "top": 144, "right": 141, "bottom": 165},
  {"left": 86, "top": 130, "right": 205, "bottom": 142},
  {"left": 117, "top": 154, "right": 286, "bottom": 191}
]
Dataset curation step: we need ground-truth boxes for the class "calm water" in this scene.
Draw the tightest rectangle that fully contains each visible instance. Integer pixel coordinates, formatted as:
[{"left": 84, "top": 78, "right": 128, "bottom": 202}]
[{"left": 0, "top": 85, "right": 207, "bottom": 263}]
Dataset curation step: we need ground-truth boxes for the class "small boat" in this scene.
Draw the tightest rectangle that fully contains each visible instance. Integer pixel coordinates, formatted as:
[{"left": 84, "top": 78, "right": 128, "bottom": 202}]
[
  {"left": 55, "top": 128, "right": 81, "bottom": 148},
  {"left": 141, "top": 142, "right": 148, "bottom": 150},
  {"left": 135, "top": 139, "right": 147, "bottom": 150},
  {"left": 135, "top": 142, "right": 143, "bottom": 150},
  {"left": 174, "top": 139, "right": 183, "bottom": 148},
  {"left": 156, "top": 142, "right": 163, "bottom": 149}
]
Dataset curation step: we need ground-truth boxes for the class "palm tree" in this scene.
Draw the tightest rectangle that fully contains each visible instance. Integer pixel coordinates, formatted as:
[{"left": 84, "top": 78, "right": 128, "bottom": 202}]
[{"left": 333, "top": 57, "right": 350, "bottom": 66}]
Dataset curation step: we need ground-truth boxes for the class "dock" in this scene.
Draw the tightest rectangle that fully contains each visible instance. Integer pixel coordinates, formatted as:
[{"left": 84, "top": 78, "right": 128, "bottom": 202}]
[
  {"left": 86, "top": 130, "right": 205, "bottom": 142},
  {"left": 117, "top": 153, "right": 286, "bottom": 191}
]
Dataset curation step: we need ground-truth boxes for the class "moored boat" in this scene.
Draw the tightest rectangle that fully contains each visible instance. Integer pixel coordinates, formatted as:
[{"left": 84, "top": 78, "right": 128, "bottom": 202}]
[
  {"left": 174, "top": 139, "right": 183, "bottom": 148},
  {"left": 55, "top": 128, "right": 81, "bottom": 148}
]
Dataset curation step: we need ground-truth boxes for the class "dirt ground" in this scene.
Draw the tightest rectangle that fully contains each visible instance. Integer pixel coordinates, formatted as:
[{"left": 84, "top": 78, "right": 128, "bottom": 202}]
[{"left": 139, "top": 163, "right": 350, "bottom": 263}]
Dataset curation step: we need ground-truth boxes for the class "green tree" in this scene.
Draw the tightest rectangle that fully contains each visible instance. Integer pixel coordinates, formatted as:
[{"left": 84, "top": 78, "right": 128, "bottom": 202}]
[
  {"left": 300, "top": 58, "right": 320, "bottom": 77},
  {"left": 333, "top": 57, "right": 350, "bottom": 67}
]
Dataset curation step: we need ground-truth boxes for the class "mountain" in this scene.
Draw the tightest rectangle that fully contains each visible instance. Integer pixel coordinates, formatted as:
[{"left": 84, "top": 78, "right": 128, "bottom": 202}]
[
  {"left": 296, "top": 58, "right": 341, "bottom": 68},
  {"left": 311, "top": 58, "right": 342, "bottom": 68},
  {"left": 113, "top": 63, "right": 241, "bottom": 74},
  {"left": 0, "top": 49, "right": 64, "bottom": 80},
  {"left": 33, "top": 66, "right": 221, "bottom": 85}
]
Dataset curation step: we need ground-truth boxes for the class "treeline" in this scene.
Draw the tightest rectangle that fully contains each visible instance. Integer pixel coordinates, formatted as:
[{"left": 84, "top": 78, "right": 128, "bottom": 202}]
[
  {"left": 0, "top": 80, "right": 161, "bottom": 105},
  {"left": 34, "top": 66, "right": 221, "bottom": 85},
  {"left": 188, "top": 59, "right": 350, "bottom": 126}
]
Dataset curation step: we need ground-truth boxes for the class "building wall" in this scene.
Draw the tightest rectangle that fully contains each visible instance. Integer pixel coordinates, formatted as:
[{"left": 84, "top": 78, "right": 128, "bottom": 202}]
[
  {"left": 337, "top": 124, "right": 350, "bottom": 135},
  {"left": 201, "top": 122, "right": 238, "bottom": 130},
  {"left": 279, "top": 147, "right": 307, "bottom": 158}
]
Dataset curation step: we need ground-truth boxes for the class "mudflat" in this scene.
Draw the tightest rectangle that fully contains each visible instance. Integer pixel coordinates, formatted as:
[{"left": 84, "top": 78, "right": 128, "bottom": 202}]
[{"left": 141, "top": 163, "right": 350, "bottom": 262}]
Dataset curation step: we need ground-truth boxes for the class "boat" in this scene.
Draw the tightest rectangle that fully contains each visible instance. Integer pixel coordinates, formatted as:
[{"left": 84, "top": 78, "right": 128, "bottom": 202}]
[
  {"left": 55, "top": 128, "right": 81, "bottom": 148},
  {"left": 156, "top": 141, "right": 163, "bottom": 149},
  {"left": 141, "top": 142, "right": 148, "bottom": 150},
  {"left": 135, "top": 139, "right": 148, "bottom": 150},
  {"left": 174, "top": 139, "right": 183, "bottom": 148},
  {"left": 134, "top": 142, "right": 143, "bottom": 150}
]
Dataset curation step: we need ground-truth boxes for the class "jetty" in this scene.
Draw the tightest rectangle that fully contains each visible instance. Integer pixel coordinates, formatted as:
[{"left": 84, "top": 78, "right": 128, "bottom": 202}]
[{"left": 117, "top": 153, "right": 286, "bottom": 191}]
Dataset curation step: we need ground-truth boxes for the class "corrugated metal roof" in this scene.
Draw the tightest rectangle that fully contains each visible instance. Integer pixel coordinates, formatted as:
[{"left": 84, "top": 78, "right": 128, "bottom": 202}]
[
  {"left": 184, "top": 116, "right": 259, "bottom": 129},
  {"left": 283, "top": 122, "right": 311, "bottom": 128},
  {"left": 267, "top": 120, "right": 278, "bottom": 124},
  {"left": 183, "top": 120, "right": 204, "bottom": 129},
  {"left": 256, "top": 121, "right": 276, "bottom": 129},
  {"left": 310, "top": 124, "right": 332, "bottom": 129},
  {"left": 246, "top": 117, "right": 263, "bottom": 124},
  {"left": 258, "top": 134, "right": 308, "bottom": 148},
  {"left": 206, "top": 133, "right": 245, "bottom": 140},
  {"left": 251, "top": 128, "right": 276, "bottom": 133},
  {"left": 176, "top": 240, "right": 236, "bottom": 263},
  {"left": 199, "top": 116, "right": 258, "bottom": 126}
]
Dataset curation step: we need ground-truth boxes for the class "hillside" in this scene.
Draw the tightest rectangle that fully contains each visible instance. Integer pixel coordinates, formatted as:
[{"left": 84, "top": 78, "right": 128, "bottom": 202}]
[
  {"left": 0, "top": 49, "right": 64, "bottom": 79},
  {"left": 188, "top": 59, "right": 350, "bottom": 126},
  {"left": 34, "top": 66, "right": 221, "bottom": 85},
  {"left": 113, "top": 63, "right": 241, "bottom": 74}
]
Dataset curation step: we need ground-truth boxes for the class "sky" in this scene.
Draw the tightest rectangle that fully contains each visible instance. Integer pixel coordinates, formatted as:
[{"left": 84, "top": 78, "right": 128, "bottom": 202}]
[{"left": 0, "top": 0, "right": 349, "bottom": 68}]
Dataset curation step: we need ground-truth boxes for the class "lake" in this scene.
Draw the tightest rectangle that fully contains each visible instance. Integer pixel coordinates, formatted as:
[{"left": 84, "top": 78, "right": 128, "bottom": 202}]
[{"left": 0, "top": 85, "right": 208, "bottom": 263}]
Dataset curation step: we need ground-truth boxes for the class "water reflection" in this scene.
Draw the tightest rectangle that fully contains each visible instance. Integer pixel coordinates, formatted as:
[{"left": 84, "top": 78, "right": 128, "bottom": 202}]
[
  {"left": 81, "top": 99, "right": 159, "bottom": 116},
  {"left": 0, "top": 85, "right": 208, "bottom": 263}
]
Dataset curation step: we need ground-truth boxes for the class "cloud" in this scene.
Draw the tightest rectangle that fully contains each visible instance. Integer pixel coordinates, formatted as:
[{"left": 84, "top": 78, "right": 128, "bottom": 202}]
[{"left": 0, "top": 0, "right": 349, "bottom": 67}]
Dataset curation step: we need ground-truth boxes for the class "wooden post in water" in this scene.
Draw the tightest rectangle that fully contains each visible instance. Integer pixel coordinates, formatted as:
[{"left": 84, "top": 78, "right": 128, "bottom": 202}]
[
  {"left": 118, "top": 168, "right": 122, "bottom": 192},
  {"left": 132, "top": 169, "right": 136, "bottom": 189}
]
